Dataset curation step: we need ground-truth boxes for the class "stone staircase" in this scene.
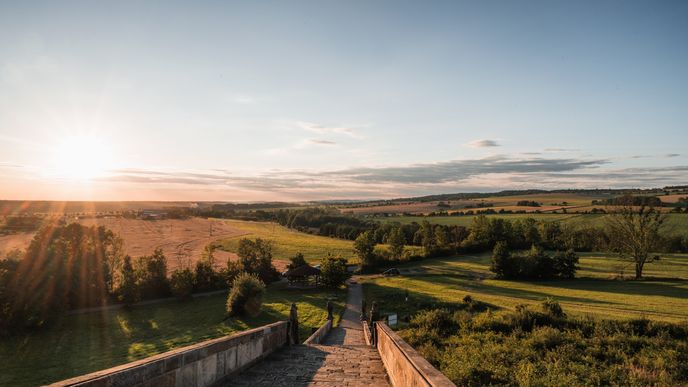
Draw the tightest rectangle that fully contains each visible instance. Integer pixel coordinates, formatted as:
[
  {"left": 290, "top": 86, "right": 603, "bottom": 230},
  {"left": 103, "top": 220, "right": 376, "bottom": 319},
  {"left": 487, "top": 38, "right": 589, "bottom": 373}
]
[{"left": 225, "top": 282, "right": 390, "bottom": 386}]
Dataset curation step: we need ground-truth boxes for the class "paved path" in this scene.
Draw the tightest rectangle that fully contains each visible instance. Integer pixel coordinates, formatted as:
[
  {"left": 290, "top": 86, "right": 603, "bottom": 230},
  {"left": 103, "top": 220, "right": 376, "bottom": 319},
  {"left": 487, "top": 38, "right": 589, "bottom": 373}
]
[{"left": 226, "top": 281, "right": 390, "bottom": 386}]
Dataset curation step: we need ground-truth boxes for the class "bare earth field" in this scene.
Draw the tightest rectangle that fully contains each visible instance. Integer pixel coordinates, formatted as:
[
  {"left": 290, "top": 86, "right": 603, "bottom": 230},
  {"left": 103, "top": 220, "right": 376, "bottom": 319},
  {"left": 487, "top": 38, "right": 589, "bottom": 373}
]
[{"left": 77, "top": 218, "right": 248, "bottom": 270}]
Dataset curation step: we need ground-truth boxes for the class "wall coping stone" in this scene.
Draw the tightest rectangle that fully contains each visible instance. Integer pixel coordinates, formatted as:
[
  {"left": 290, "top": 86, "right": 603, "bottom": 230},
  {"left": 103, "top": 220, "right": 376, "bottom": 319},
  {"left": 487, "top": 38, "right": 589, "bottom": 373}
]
[
  {"left": 376, "top": 322, "right": 455, "bottom": 387},
  {"left": 48, "top": 321, "right": 288, "bottom": 387}
]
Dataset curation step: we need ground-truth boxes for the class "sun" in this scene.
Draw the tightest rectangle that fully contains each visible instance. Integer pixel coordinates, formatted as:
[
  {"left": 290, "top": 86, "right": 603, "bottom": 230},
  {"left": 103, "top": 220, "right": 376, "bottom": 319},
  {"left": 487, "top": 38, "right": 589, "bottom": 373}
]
[{"left": 53, "top": 135, "right": 112, "bottom": 180}]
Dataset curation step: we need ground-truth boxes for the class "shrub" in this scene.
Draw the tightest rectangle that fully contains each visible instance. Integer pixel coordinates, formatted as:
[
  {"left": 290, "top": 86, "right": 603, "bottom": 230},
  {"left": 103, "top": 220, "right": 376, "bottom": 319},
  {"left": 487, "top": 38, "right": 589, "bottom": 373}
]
[
  {"left": 542, "top": 298, "right": 566, "bottom": 318},
  {"left": 226, "top": 272, "right": 265, "bottom": 317},
  {"left": 170, "top": 268, "right": 194, "bottom": 300},
  {"left": 287, "top": 253, "right": 308, "bottom": 270},
  {"left": 490, "top": 244, "right": 579, "bottom": 280},
  {"left": 319, "top": 255, "right": 348, "bottom": 288}
]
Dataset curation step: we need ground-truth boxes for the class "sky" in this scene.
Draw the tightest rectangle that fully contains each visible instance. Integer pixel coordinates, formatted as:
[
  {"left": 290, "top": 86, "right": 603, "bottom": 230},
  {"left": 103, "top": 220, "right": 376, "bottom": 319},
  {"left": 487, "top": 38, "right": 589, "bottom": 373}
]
[{"left": 0, "top": 0, "right": 687, "bottom": 201}]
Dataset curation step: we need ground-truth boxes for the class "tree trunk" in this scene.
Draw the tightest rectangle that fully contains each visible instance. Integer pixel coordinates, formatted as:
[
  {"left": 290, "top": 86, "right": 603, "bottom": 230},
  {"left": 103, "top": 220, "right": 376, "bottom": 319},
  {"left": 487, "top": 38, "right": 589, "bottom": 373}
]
[{"left": 635, "top": 262, "right": 643, "bottom": 279}]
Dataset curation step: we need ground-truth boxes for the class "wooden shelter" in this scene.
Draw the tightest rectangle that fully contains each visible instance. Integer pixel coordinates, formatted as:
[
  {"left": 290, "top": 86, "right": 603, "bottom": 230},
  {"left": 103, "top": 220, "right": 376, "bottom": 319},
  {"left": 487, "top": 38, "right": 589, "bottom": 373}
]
[{"left": 284, "top": 264, "right": 321, "bottom": 288}]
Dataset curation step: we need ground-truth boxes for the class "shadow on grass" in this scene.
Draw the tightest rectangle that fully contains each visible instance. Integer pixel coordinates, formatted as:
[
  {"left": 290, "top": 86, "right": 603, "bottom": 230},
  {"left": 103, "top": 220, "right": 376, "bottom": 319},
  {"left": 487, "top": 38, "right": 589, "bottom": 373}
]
[{"left": 0, "top": 283, "right": 344, "bottom": 387}]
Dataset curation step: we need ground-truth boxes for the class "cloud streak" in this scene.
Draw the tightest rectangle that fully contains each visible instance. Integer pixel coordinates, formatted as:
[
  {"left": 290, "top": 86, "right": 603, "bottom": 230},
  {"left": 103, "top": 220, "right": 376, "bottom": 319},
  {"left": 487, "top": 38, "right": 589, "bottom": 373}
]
[
  {"left": 4, "top": 156, "right": 686, "bottom": 200},
  {"left": 466, "top": 139, "right": 500, "bottom": 148}
]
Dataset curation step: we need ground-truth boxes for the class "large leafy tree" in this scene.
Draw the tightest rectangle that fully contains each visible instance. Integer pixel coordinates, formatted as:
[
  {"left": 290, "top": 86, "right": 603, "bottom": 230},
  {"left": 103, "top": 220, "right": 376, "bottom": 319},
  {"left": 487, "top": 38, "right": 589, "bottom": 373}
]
[
  {"left": 606, "top": 204, "right": 665, "bottom": 279},
  {"left": 237, "top": 238, "right": 279, "bottom": 283},
  {"left": 353, "top": 230, "right": 376, "bottom": 269}
]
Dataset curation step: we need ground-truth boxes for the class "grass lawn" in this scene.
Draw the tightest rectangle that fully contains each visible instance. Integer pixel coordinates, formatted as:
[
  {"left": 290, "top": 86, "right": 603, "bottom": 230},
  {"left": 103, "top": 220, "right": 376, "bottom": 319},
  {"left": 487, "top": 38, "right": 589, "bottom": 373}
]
[
  {"left": 361, "top": 252, "right": 688, "bottom": 323},
  {"left": 0, "top": 282, "right": 345, "bottom": 387}
]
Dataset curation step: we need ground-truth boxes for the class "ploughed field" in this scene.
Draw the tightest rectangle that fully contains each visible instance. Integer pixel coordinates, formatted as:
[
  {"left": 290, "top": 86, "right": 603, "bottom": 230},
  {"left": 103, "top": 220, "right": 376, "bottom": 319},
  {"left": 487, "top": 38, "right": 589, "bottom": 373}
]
[{"left": 362, "top": 252, "right": 688, "bottom": 322}]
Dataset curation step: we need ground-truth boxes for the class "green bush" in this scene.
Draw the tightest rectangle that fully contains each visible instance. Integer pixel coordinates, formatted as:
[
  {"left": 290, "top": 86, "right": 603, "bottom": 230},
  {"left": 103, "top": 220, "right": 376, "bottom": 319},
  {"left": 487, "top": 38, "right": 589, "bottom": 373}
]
[
  {"left": 170, "top": 268, "right": 194, "bottom": 300},
  {"left": 319, "top": 255, "right": 348, "bottom": 288},
  {"left": 399, "top": 299, "right": 688, "bottom": 386},
  {"left": 226, "top": 272, "right": 265, "bottom": 317}
]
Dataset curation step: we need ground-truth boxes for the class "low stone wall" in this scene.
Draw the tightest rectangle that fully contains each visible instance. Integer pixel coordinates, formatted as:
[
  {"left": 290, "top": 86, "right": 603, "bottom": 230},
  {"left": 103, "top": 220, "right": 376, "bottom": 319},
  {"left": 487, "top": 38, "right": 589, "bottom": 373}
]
[
  {"left": 303, "top": 319, "right": 332, "bottom": 345},
  {"left": 362, "top": 321, "right": 373, "bottom": 346},
  {"left": 49, "top": 321, "right": 289, "bottom": 387},
  {"left": 375, "top": 322, "right": 455, "bottom": 387}
]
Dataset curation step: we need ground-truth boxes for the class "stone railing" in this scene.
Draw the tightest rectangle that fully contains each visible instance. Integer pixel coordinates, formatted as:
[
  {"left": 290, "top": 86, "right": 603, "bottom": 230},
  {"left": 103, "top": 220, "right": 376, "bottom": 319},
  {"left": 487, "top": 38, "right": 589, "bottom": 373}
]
[
  {"left": 375, "top": 322, "right": 455, "bottom": 387},
  {"left": 303, "top": 318, "right": 332, "bottom": 345},
  {"left": 48, "top": 321, "right": 289, "bottom": 387}
]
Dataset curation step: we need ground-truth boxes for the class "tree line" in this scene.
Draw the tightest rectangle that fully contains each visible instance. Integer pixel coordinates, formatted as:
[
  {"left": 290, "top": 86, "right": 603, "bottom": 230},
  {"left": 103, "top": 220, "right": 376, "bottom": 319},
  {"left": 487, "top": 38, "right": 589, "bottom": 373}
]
[{"left": 0, "top": 224, "right": 283, "bottom": 335}]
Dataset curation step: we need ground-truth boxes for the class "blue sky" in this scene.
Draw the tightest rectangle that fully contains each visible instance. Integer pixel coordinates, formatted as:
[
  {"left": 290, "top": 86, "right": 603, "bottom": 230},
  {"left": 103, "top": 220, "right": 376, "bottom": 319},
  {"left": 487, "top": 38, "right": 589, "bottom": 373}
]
[{"left": 0, "top": 0, "right": 686, "bottom": 200}]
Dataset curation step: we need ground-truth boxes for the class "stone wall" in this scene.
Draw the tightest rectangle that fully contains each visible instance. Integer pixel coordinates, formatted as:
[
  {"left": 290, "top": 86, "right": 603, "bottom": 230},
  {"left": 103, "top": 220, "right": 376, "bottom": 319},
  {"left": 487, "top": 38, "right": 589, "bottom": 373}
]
[
  {"left": 375, "top": 322, "right": 455, "bottom": 387},
  {"left": 303, "top": 319, "right": 332, "bottom": 345},
  {"left": 49, "top": 321, "right": 289, "bottom": 387}
]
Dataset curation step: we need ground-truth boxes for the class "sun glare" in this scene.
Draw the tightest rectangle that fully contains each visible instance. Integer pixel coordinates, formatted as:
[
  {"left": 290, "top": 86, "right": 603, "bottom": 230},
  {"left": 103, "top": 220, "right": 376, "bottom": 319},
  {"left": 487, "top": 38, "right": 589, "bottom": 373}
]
[{"left": 53, "top": 135, "right": 112, "bottom": 180}]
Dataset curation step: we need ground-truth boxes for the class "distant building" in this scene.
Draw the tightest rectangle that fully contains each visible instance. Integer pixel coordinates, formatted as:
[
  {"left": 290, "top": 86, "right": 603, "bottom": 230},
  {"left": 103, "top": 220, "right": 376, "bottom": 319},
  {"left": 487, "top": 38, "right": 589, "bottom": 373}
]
[{"left": 140, "top": 210, "right": 167, "bottom": 220}]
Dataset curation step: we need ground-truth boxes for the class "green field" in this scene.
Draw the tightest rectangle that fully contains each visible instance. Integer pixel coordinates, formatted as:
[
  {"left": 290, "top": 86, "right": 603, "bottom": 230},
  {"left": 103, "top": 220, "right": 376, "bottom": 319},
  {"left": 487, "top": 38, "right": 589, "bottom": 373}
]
[
  {"left": 377, "top": 213, "right": 688, "bottom": 234},
  {"left": 211, "top": 219, "right": 422, "bottom": 264},
  {"left": 0, "top": 283, "right": 345, "bottom": 387},
  {"left": 362, "top": 252, "right": 688, "bottom": 323},
  {"left": 212, "top": 219, "right": 356, "bottom": 263}
]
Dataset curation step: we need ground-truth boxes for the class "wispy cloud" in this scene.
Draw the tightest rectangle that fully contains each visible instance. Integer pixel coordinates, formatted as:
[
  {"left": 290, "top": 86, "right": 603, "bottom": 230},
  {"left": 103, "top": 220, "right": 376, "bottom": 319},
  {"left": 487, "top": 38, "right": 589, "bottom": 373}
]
[
  {"left": 666, "top": 153, "right": 681, "bottom": 158},
  {"left": 307, "top": 139, "right": 337, "bottom": 146},
  {"left": 544, "top": 148, "right": 580, "bottom": 152},
  {"left": 466, "top": 139, "right": 500, "bottom": 148},
  {"left": 296, "top": 121, "right": 363, "bottom": 139}
]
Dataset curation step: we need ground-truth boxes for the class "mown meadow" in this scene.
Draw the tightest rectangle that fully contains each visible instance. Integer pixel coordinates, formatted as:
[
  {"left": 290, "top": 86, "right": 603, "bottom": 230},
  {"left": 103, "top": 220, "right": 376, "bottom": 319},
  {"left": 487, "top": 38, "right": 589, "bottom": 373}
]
[
  {"left": 0, "top": 283, "right": 345, "bottom": 387},
  {"left": 362, "top": 252, "right": 688, "bottom": 385}
]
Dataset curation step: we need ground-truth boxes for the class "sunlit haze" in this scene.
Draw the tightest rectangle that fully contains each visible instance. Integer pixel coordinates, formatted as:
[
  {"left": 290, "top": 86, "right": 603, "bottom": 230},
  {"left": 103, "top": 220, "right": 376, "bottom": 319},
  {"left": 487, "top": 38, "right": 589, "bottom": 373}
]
[{"left": 1, "top": 1, "right": 687, "bottom": 201}]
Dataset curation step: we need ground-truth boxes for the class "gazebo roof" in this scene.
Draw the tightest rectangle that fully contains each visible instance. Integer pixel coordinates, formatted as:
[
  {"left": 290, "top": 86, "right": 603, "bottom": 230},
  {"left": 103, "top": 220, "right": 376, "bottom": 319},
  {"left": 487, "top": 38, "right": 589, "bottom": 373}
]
[{"left": 284, "top": 264, "right": 321, "bottom": 277}]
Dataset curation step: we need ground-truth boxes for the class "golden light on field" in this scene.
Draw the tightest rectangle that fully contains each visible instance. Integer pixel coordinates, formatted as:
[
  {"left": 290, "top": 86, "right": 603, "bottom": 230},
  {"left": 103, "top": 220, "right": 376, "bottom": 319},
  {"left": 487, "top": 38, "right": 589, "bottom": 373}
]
[{"left": 52, "top": 135, "right": 112, "bottom": 180}]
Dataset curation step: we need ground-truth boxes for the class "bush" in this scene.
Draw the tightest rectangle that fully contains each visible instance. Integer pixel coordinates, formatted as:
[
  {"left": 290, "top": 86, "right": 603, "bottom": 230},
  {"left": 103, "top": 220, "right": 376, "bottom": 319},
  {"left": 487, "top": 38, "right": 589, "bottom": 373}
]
[
  {"left": 541, "top": 298, "right": 566, "bottom": 318},
  {"left": 399, "top": 301, "right": 688, "bottom": 386},
  {"left": 287, "top": 253, "right": 308, "bottom": 270},
  {"left": 170, "top": 268, "right": 194, "bottom": 300},
  {"left": 490, "top": 244, "right": 579, "bottom": 280},
  {"left": 319, "top": 255, "right": 348, "bottom": 288},
  {"left": 226, "top": 272, "right": 265, "bottom": 317}
]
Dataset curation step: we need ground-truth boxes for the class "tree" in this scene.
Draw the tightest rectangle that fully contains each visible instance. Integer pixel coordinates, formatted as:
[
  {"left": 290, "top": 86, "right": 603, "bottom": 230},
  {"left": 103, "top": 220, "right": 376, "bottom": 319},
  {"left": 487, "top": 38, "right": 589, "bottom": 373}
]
[
  {"left": 194, "top": 246, "right": 220, "bottom": 292},
  {"left": 170, "top": 268, "right": 194, "bottom": 300},
  {"left": 419, "top": 221, "right": 436, "bottom": 255},
  {"left": 553, "top": 249, "right": 579, "bottom": 279},
  {"left": 237, "top": 238, "right": 279, "bottom": 283},
  {"left": 226, "top": 272, "right": 265, "bottom": 317},
  {"left": 386, "top": 227, "right": 405, "bottom": 260},
  {"left": 117, "top": 255, "right": 139, "bottom": 306},
  {"left": 320, "top": 255, "right": 348, "bottom": 288},
  {"left": 490, "top": 241, "right": 511, "bottom": 279},
  {"left": 287, "top": 253, "right": 308, "bottom": 270},
  {"left": 354, "top": 230, "right": 377, "bottom": 269},
  {"left": 606, "top": 204, "right": 665, "bottom": 279},
  {"left": 136, "top": 248, "right": 169, "bottom": 299}
]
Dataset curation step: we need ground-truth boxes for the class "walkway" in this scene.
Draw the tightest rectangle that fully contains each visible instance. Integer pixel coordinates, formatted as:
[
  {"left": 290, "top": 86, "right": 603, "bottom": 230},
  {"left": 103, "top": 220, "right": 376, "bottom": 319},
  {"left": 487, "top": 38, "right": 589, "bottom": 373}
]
[{"left": 226, "top": 280, "right": 390, "bottom": 386}]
